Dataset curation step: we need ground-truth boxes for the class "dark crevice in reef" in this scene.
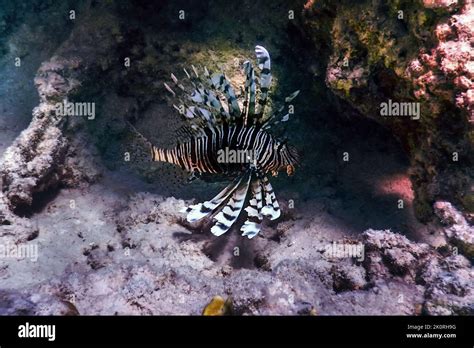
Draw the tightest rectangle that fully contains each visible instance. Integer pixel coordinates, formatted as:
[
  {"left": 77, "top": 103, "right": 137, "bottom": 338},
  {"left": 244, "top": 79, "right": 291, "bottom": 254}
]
[{"left": 12, "top": 185, "right": 62, "bottom": 218}]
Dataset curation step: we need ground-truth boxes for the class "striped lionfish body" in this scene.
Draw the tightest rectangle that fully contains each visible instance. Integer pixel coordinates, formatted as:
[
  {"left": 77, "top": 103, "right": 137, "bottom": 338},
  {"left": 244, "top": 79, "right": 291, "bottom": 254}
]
[{"left": 151, "top": 46, "right": 299, "bottom": 238}]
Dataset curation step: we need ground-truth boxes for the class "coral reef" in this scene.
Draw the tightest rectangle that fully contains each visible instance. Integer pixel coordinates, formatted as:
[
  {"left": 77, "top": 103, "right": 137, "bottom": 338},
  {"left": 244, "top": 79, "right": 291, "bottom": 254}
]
[
  {"left": 0, "top": 0, "right": 472, "bottom": 316},
  {"left": 0, "top": 9, "right": 118, "bottom": 217},
  {"left": 433, "top": 200, "right": 474, "bottom": 258},
  {"left": 302, "top": 0, "right": 473, "bottom": 221},
  {"left": 363, "top": 229, "right": 473, "bottom": 315},
  {"left": 0, "top": 191, "right": 471, "bottom": 315}
]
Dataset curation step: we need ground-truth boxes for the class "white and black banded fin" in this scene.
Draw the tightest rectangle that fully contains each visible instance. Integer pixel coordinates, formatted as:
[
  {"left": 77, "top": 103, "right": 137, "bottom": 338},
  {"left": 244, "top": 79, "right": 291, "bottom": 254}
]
[
  {"left": 170, "top": 66, "right": 239, "bottom": 126},
  {"left": 210, "top": 73, "right": 241, "bottom": 119},
  {"left": 241, "top": 173, "right": 264, "bottom": 239},
  {"left": 181, "top": 174, "right": 247, "bottom": 222},
  {"left": 164, "top": 82, "right": 176, "bottom": 97},
  {"left": 186, "top": 70, "right": 226, "bottom": 123},
  {"left": 244, "top": 173, "right": 263, "bottom": 219},
  {"left": 191, "top": 64, "right": 199, "bottom": 78},
  {"left": 260, "top": 175, "right": 280, "bottom": 220},
  {"left": 240, "top": 220, "right": 261, "bottom": 239},
  {"left": 242, "top": 60, "right": 257, "bottom": 125},
  {"left": 285, "top": 90, "right": 300, "bottom": 103},
  {"left": 183, "top": 67, "right": 191, "bottom": 79},
  {"left": 261, "top": 90, "right": 300, "bottom": 129},
  {"left": 210, "top": 171, "right": 252, "bottom": 236},
  {"left": 254, "top": 45, "right": 272, "bottom": 119}
]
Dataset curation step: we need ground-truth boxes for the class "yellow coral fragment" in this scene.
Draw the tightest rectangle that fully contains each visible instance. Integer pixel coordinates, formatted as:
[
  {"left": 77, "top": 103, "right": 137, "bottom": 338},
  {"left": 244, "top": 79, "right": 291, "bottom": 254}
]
[{"left": 202, "top": 296, "right": 233, "bottom": 316}]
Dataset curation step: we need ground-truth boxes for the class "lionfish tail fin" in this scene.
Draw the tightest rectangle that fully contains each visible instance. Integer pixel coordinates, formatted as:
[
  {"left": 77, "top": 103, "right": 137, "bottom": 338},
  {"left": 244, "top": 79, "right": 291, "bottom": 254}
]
[{"left": 124, "top": 120, "right": 157, "bottom": 163}]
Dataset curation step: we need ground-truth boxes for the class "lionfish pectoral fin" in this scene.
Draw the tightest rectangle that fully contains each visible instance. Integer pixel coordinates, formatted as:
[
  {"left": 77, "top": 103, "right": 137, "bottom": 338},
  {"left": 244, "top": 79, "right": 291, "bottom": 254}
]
[
  {"left": 182, "top": 173, "right": 245, "bottom": 223},
  {"left": 210, "top": 171, "right": 252, "bottom": 236},
  {"left": 241, "top": 173, "right": 264, "bottom": 239},
  {"left": 260, "top": 175, "right": 281, "bottom": 221},
  {"left": 240, "top": 221, "right": 261, "bottom": 239}
]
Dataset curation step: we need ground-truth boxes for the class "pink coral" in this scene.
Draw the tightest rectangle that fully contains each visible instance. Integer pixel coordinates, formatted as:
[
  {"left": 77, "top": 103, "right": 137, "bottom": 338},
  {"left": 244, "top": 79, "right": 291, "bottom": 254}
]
[
  {"left": 423, "top": 0, "right": 458, "bottom": 9},
  {"left": 410, "top": 4, "right": 474, "bottom": 120}
]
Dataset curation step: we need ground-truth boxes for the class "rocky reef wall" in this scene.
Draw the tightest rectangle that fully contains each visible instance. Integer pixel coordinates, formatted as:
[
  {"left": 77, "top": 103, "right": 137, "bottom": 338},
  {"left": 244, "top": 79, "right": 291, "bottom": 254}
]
[{"left": 301, "top": 0, "right": 473, "bottom": 223}]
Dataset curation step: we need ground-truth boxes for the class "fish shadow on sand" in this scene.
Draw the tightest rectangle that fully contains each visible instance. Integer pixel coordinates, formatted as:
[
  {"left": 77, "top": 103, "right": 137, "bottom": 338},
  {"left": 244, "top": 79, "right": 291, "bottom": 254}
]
[{"left": 172, "top": 216, "right": 258, "bottom": 269}]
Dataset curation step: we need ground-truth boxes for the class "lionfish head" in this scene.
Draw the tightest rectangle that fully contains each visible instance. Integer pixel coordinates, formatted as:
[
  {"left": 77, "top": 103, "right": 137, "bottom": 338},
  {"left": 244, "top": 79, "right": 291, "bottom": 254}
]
[{"left": 279, "top": 142, "right": 300, "bottom": 176}]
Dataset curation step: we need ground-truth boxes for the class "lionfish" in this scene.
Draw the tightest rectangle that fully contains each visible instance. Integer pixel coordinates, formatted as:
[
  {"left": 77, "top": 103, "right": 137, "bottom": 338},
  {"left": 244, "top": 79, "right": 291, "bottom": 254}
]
[{"left": 140, "top": 46, "right": 299, "bottom": 238}]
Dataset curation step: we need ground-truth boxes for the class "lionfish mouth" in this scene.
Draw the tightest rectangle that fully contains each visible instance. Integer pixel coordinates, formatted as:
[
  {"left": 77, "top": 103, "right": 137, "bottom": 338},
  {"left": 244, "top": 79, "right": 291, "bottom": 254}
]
[
  {"left": 283, "top": 144, "right": 300, "bottom": 176},
  {"left": 286, "top": 164, "right": 295, "bottom": 176}
]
